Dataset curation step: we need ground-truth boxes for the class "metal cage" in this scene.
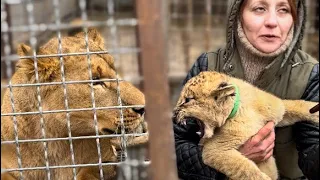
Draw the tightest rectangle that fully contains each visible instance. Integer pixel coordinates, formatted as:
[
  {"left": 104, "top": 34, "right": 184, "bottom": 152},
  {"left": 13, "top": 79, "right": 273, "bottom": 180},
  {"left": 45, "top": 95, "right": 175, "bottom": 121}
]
[{"left": 1, "top": 0, "right": 154, "bottom": 179}]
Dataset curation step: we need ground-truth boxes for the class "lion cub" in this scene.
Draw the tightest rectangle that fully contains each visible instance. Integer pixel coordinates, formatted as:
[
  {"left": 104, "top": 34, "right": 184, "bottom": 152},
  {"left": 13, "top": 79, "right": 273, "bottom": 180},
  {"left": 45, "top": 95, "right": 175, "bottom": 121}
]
[{"left": 174, "top": 71, "right": 319, "bottom": 180}]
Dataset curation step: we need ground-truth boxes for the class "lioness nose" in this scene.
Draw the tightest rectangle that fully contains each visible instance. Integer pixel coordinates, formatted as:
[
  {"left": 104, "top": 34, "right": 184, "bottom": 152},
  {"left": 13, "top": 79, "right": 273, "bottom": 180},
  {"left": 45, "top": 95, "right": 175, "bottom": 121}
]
[{"left": 133, "top": 107, "right": 145, "bottom": 115}]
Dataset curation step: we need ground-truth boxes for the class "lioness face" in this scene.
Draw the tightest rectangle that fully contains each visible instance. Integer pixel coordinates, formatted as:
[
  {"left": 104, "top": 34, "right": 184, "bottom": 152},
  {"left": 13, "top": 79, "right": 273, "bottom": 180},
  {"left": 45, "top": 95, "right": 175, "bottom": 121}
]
[
  {"left": 16, "top": 29, "right": 145, "bottom": 136},
  {"left": 173, "top": 72, "right": 236, "bottom": 139}
]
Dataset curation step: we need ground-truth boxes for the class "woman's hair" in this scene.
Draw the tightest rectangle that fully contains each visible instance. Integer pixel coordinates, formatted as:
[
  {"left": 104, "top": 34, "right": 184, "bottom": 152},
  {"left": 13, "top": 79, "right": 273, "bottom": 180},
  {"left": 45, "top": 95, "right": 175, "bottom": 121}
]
[
  {"left": 240, "top": 0, "right": 297, "bottom": 24},
  {"left": 288, "top": 0, "right": 297, "bottom": 24}
]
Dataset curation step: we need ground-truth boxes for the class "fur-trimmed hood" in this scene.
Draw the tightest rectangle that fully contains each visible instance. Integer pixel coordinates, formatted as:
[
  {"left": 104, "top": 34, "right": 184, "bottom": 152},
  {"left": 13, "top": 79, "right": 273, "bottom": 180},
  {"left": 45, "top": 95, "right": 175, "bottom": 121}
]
[{"left": 223, "top": 0, "right": 307, "bottom": 71}]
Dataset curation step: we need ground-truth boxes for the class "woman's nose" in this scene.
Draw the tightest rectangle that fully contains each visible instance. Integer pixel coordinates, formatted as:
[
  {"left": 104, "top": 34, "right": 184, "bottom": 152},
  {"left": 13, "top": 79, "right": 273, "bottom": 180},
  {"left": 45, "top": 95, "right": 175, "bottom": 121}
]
[{"left": 265, "top": 11, "right": 278, "bottom": 28}]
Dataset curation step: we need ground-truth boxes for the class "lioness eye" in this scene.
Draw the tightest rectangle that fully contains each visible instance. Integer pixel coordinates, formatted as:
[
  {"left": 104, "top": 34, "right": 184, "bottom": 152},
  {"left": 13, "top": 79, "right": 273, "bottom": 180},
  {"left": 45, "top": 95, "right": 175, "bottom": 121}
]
[
  {"left": 185, "top": 97, "right": 193, "bottom": 103},
  {"left": 92, "top": 77, "right": 101, "bottom": 85}
]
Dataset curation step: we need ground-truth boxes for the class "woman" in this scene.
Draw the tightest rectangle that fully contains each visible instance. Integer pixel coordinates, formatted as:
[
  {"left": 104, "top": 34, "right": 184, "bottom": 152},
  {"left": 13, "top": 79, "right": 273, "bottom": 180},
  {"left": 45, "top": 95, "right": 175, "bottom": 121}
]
[{"left": 173, "top": 0, "right": 319, "bottom": 180}]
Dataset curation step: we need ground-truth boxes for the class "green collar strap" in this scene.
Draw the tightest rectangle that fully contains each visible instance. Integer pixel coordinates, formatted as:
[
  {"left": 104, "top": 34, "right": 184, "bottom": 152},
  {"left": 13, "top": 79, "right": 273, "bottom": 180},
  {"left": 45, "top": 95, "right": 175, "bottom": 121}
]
[{"left": 227, "top": 84, "right": 240, "bottom": 119}]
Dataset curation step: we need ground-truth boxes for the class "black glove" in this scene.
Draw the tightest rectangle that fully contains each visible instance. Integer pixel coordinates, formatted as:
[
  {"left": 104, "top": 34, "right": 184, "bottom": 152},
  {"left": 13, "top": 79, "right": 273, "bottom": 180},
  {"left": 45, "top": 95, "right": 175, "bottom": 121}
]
[
  {"left": 173, "top": 117, "right": 226, "bottom": 180},
  {"left": 294, "top": 121, "right": 319, "bottom": 180}
]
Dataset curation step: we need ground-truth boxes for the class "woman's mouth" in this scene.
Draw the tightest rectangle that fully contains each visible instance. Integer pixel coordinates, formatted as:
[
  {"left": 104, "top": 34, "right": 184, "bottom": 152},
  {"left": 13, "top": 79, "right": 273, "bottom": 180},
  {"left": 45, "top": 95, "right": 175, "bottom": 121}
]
[{"left": 260, "top": 34, "right": 279, "bottom": 41}]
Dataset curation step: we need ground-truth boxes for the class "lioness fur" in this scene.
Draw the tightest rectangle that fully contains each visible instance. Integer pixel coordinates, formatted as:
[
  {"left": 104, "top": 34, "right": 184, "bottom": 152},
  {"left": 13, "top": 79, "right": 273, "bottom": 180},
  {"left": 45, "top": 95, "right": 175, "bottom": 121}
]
[
  {"left": 174, "top": 71, "right": 319, "bottom": 180},
  {"left": 1, "top": 29, "right": 148, "bottom": 180}
]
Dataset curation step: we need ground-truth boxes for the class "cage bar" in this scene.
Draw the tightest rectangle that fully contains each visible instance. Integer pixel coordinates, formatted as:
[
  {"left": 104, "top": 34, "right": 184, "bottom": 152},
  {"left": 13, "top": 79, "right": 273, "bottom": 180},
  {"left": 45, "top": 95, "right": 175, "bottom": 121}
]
[{"left": 135, "top": 0, "right": 179, "bottom": 180}]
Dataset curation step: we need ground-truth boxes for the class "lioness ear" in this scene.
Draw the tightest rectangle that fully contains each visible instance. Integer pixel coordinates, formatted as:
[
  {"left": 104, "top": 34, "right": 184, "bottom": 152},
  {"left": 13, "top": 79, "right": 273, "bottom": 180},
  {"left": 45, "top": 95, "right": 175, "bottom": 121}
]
[
  {"left": 16, "top": 43, "right": 34, "bottom": 71},
  {"left": 74, "top": 28, "right": 104, "bottom": 48},
  {"left": 87, "top": 28, "right": 104, "bottom": 46},
  {"left": 16, "top": 48, "right": 60, "bottom": 82},
  {"left": 211, "top": 84, "right": 235, "bottom": 102},
  {"left": 17, "top": 43, "right": 31, "bottom": 56},
  {"left": 104, "top": 54, "right": 116, "bottom": 70}
]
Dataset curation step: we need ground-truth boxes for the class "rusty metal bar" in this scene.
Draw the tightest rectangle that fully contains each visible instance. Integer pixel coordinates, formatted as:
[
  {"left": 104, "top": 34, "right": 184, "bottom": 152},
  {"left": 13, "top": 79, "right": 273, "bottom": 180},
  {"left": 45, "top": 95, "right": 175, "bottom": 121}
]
[
  {"left": 1, "top": 3, "right": 14, "bottom": 80},
  {"left": 1, "top": 36, "right": 5, "bottom": 79},
  {"left": 204, "top": 0, "right": 212, "bottom": 51},
  {"left": 182, "top": 0, "right": 193, "bottom": 72},
  {"left": 135, "top": 0, "right": 178, "bottom": 180},
  {"left": 134, "top": 7, "right": 144, "bottom": 90}
]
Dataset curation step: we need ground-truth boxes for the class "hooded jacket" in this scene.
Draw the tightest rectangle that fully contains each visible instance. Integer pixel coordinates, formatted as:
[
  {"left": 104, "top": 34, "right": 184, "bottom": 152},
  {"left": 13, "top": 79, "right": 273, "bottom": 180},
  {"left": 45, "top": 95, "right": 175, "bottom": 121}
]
[{"left": 173, "top": 0, "right": 319, "bottom": 179}]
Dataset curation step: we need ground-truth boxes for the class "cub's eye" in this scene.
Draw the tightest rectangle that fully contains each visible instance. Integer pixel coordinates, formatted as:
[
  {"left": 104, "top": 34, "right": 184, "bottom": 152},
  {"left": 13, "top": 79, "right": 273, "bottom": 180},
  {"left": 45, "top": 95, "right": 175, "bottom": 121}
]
[
  {"left": 218, "top": 82, "right": 228, "bottom": 89},
  {"left": 185, "top": 97, "right": 193, "bottom": 103}
]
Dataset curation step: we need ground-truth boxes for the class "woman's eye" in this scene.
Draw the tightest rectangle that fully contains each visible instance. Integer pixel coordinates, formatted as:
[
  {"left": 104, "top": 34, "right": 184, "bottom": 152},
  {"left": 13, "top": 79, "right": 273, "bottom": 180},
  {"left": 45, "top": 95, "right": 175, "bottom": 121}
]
[
  {"left": 253, "top": 7, "right": 265, "bottom": 12},
  {"left": 278, "top": 8, "right": 290, "bottom": 13}
]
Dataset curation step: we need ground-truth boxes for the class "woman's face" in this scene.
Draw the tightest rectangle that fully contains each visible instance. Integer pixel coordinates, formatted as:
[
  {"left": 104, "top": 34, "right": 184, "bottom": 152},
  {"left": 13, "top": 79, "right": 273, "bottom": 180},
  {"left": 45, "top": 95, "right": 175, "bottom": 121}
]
[{"left": 241, "top": 0, "right": 294, "bottom": 53}]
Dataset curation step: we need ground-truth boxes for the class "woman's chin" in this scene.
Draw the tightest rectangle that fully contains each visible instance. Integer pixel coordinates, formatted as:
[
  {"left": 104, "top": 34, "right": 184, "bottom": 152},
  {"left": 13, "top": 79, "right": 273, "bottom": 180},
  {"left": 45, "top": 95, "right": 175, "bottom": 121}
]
[{"left": 256, "top": 45, "right": 281, "bottom": 54}]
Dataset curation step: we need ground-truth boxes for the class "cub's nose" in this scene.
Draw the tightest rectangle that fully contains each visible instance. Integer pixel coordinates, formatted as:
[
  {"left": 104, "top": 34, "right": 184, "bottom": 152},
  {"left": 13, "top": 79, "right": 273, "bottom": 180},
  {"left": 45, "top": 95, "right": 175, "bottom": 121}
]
[{"left": 133, "top": 107, "right": 145, "bottom": 115}]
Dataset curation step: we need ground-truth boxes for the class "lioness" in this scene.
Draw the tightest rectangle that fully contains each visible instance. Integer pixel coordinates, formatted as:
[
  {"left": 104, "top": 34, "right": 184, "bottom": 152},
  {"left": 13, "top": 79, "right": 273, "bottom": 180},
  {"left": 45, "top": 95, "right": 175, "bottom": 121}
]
[
  {"left": 174, "top": 71, "right": 319, "bottom": 180},
  {"left": 1, "top": 29, "right": 148, "bottom": 180}
]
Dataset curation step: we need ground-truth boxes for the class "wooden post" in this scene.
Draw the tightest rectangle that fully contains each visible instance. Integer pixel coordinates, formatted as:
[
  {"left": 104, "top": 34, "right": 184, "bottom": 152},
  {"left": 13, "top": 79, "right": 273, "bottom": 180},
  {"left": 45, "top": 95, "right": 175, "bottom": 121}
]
[{"left": 135, "top": 0, "right": 178, "bottom": 180}]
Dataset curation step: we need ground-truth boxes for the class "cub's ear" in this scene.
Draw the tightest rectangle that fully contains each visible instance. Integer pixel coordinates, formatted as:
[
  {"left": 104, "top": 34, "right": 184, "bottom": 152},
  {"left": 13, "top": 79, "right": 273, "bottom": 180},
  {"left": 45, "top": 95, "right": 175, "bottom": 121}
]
[
  {"left": 74, "top": 28, "right": 104, "bottom": 48},
  {"left": 211, "top": 83, "right": 235, "bottom": 102},
  {"left": 16, "top": 46, "right": 60, "bottom": 82}
]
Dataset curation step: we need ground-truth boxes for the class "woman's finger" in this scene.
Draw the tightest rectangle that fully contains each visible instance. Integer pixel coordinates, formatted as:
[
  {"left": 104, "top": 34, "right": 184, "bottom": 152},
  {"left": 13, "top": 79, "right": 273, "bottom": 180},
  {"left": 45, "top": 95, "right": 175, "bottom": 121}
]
[{"left": 250, "top": 122, "right": 275, "bottom": 146}]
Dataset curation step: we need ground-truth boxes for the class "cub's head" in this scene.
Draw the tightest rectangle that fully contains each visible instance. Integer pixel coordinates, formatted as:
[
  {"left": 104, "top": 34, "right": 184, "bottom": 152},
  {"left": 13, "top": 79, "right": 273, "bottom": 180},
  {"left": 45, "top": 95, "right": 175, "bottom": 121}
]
[
  {"left": 173, "top": 71, "right": 237, "bottom": 139},
  {"left": 13, "top": 28, "right": 146, "bottom": 136}
]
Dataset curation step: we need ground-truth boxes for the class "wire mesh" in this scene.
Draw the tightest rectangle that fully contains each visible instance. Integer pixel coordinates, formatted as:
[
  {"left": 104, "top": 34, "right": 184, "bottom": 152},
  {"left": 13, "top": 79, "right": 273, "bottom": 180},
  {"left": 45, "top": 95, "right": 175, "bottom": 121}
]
[{"left": 1, "top": 0, "right": 148, "bottom": 179}]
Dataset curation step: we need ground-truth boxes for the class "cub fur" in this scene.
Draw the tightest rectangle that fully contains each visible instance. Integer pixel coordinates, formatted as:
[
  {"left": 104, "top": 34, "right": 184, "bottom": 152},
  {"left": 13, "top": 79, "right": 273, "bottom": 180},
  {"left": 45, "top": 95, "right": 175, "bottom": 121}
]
[
  {"left": 1, "top": 29, "right": 148, "bottom": 180},
  {"left": 174, "top": 71, "right": 319, "bottom": 180}
]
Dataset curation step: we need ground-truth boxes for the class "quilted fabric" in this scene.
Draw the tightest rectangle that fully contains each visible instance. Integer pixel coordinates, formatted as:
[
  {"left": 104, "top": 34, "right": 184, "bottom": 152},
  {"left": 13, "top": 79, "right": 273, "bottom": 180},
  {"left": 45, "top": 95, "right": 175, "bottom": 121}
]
[
  {"left": 174, "top": 120, "right": 225, "bottom": 180},
  {"left": 294, "top": 64, "right": 319, "bottom": 180},
  {"left": 182, "top": 53, "right": 209, "bottom": 86}
]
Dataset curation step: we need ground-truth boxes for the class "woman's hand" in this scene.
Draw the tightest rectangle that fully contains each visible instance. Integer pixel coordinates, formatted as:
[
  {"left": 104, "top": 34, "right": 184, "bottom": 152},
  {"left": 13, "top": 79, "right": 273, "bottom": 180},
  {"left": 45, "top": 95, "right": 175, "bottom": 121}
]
[{"left": 239, "top": 121, "right": 275, "bottom": 163}]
